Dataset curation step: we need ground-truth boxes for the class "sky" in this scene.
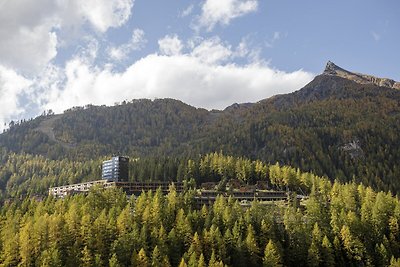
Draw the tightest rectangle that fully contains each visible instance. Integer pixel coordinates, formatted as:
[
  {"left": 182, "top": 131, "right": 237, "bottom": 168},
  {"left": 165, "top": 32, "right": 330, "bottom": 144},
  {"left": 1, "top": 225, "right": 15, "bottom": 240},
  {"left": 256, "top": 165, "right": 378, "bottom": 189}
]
[{"left": 0, "top": 0, "right": 399, "bottom": 130}]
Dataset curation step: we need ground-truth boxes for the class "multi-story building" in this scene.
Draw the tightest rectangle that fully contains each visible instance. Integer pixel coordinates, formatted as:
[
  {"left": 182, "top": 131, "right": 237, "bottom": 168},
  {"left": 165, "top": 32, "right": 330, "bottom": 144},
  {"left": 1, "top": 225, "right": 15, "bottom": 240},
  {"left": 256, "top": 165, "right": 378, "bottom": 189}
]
[
  {"left": 49, "top": 156, "right": 299, "bottom": 206},
  {"left": 102, "top": 156, "right": 129, "bottom": 182},
  {"left": 49, "top": 180, "right": 184, "bottom": 198}
]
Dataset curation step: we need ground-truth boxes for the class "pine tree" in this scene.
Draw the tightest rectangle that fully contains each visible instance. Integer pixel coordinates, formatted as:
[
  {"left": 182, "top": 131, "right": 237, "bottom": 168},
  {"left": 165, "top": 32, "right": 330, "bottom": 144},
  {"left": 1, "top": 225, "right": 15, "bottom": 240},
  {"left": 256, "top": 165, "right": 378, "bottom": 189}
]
[
  {"left": 263, "top": 239, "right": 282, "bottom": 267},
  {"left": 178, "top": 258, "right": 188, "bottom": 267},
  {"left": 308, "top": 241, "right": 320, "bottom": 267},
  {"left": 389, "top": 216, "right": 400, "bottom": 257},
  {"left": 190, "top": 232, "right": 203, "bottom": 257},
  {"left": 109, "top": 253, "right": 122, "bottom": 267},
  {"left": 188, "top": 252, "right": 197, "bottom": 267},
  {"left": 245, "top": 223, "right": 260, "bottom": 266},
  {"left": 151, "top": 246, "right": 163, "bottom": 267},
  {"left": 19, "top": 220, "right": 34, "bottom": 267},
  {"left": 161, "top": 255, "right": 172, "bottom": 267},
  {"left": 321, "top": 236, "right": 335, "bottom": 267},
  {"left": 94, "top": 253, "right": 103, "bottom": 266},
  {"left": 390, "top": 256, "right": 400, "bottom": 267},
  {"left": 116, "top": 205, "right": 134, "bottom": 236},
  {"left": 81, "top": 245, "right": 93, "bottom": 267},
  {"left": 167, "top": 228, "right": 181, "bottom": 267},
  {"left": 198, "top": 253, "right": 206, "bottom": 267},
  {"left": 1, "top": 214, "right": 22, "bottom": 266},
  {"left": 40, "top": 248, "right": 62, "bottom": 267},
  {"left": 376, "top": 243, "right": 389, "bottom": 267},
  {"left": 340, "top": 225, "right": 366, "bottom": 263},
  {"left": 308, "top": 223, "right": 322, "bottom": 267},
  {"left": 136, "top": 248, "right": 149, "bottom": 267}
]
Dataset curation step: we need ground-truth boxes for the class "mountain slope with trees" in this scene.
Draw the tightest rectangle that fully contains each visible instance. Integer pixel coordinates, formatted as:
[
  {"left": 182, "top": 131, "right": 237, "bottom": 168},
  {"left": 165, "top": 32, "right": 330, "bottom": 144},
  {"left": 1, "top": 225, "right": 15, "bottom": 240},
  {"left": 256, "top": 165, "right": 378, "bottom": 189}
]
[
  {"left": 1, "top": 62, "right": 400, "bottom": 193},
  {"left": 1, "top": 159, "right": 400, "bottom": 267},
  {"left": 0, "top": 62, "right": 400, "bottom": 266}
]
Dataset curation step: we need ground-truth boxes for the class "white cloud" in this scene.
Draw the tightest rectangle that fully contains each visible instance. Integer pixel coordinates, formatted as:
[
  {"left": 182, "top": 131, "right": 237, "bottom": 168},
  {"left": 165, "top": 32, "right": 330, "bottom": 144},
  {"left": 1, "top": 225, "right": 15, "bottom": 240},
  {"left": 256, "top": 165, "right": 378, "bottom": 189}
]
[
  {"left": 235, "top": 39, "right": 250, "bottom": 58},
  {"left": 108, "top": 28, "right": 146, "bottom": 61},
  {"left": 0, "top": 66, "right": 32, "bottom": 130},
  {"left": 38, "top": 34, "right": 313, "bottom": 113},
  {"left": 0, "top": 0, "right": 314, "bottom": 133},
  {"left": 233, "top": 36, "right": 262, "bottom": 63},
  {"left": 77, "top": 37, "right": 100, "bottom": 63},
  {"left": 0, "top": 0, "right": 134, "bottom": 128},
  {"left": 43, "top": 52, "right": 314, "bottom": 113},
  {"left": 196, "top": 0, "right": 258, "bottom": 31},
  {"left": 191, "top": 37, "right": 232, "bottom": 64},
  {"left": 0, "top": 0, "right": 134, "bottom": 74},
  {"left": 0, "top": 0, "right": 59, "bottom": 73},
  {"left": 180, "top": 4, "right": 194, "bottom": 18},
  {"left": 131, "top": 29, "right": 146, "bottom": 45},
  {"left": 30, "top": 64, "right": 66, "bottom": 108},
  {"left": 78, "top": 0, "right": 134, "bottom": 32},
  {"left": 158, "top": 35, "right": 184, "bottom": 56}
]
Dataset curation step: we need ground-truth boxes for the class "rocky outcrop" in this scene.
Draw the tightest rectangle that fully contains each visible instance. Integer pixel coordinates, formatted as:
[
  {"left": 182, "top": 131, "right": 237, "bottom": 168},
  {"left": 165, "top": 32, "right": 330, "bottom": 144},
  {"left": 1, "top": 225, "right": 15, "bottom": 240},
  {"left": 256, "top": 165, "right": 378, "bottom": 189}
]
[
  {"left": 341, "top": 138, "right": 364, "bottom": 159},
  {"left": 323, "top": 61, "right": 400, "bottom": 90}
]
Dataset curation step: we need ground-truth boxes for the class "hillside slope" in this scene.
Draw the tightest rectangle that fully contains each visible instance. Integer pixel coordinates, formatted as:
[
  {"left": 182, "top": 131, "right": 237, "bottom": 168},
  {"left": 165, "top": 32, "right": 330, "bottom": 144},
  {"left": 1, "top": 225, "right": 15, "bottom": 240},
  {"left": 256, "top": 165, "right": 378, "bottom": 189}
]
[{"left": 1, "top": 62, "right": 400, "bottom": 192}]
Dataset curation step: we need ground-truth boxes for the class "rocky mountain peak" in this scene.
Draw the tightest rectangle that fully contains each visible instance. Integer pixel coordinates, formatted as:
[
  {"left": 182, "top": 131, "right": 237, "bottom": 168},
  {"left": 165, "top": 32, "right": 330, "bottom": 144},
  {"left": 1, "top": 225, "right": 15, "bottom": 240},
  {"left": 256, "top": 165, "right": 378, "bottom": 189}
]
[
  {"left": 323, "top": 61, "right": 345, "bottom": 75},
  {"left": 322, "top": 61, "right": 400, "bottom": 90}
]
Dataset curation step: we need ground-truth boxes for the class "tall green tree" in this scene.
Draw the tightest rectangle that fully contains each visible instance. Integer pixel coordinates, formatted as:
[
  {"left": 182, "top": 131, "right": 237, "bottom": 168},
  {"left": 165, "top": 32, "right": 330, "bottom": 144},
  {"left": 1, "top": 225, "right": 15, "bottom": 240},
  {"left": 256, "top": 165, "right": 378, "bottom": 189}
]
[{"left": 263, "top": 239, "right": 282, "bottom": 267}]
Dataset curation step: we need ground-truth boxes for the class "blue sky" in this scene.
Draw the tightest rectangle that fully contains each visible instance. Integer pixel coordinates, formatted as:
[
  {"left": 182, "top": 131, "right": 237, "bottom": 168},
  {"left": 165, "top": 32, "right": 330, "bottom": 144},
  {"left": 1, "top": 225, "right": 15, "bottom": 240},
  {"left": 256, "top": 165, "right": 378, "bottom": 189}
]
[{"left": 0, "top": 0, "right": 399, "bottom": 130}]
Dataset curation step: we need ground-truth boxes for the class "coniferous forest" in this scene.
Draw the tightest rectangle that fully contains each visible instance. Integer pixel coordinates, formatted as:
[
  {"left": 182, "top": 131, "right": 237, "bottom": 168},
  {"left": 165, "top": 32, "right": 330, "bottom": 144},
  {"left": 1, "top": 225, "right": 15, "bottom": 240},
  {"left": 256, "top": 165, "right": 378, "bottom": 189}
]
[
  {"left": 1, "top": 69, "right": 400, "bottom": 266},
  {"left": 2, "top": 74, "right": 400, "bottom": 193},
  {"left": 0, "top": 153, "right": 400, "bottom": 266}
]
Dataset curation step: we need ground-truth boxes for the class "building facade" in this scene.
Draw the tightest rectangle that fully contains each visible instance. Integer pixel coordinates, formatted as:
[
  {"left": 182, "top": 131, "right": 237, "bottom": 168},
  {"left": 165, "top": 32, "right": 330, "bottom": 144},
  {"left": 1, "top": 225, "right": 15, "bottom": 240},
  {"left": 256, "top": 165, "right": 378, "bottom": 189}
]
[
  {"left": 49, "top": 180, "right": 184, "bottom": 198},
  {"left": 102, "top": 156, "right": 129, "bottom": 182}
]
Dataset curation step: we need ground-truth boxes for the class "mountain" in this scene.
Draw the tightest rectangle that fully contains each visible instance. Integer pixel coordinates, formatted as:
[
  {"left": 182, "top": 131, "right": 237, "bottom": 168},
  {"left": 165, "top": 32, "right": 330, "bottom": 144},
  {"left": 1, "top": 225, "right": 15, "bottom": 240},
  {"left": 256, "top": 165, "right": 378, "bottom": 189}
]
[
  {"left": 1, "top": 62, "right": 400, "bottom": 192},
  {"left": 324, "top": 60, "right": 400, "bottom": 89}
]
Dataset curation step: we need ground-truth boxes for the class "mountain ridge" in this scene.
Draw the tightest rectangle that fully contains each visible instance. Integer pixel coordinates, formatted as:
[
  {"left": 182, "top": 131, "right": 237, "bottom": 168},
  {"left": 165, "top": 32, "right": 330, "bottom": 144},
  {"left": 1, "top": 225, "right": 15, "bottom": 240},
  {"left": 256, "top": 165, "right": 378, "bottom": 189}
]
[
  {"left": 1, "top": 62, "right": 400, "bottom": 193},
  {"left": 323, "top": 60, "right": 400, "bottom": 89}
]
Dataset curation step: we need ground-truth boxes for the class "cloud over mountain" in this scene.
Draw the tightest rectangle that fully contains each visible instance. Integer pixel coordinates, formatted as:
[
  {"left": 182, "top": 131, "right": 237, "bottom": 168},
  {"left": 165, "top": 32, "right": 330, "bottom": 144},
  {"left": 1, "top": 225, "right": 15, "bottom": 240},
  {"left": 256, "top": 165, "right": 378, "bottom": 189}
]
[
  {"left": 43, "top": 37, "right": 313, "bottom": 112},
  {"left": 196, "top": 0, "right": 258, "bottom": 31},
  {"left": 0, "top": 0, "right": 319, "bottom": 131}
]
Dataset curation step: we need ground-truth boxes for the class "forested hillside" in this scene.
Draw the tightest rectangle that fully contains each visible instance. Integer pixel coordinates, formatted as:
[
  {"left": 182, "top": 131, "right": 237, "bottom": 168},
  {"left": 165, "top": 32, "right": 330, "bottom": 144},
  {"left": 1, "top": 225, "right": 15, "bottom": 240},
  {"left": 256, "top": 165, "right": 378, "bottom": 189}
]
[
  {"left": 1, "top": 62, "right": 400, "bottom": 266},
  {"left": 0, "top": 152, "right": 297, "bottom": 198},
  {"left": 1, "top": 63, "right": 400, "bottom": 193},
  {"left": 1, "top": 160, "right": 400, "bottom": 266}
]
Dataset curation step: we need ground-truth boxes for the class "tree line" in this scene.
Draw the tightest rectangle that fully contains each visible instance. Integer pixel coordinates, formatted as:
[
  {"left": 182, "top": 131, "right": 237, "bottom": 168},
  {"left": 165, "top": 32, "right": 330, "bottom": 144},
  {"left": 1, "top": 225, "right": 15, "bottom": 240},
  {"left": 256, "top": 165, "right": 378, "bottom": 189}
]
[{"left": 0, "top": 156, "right": 400, "bottom": 266}]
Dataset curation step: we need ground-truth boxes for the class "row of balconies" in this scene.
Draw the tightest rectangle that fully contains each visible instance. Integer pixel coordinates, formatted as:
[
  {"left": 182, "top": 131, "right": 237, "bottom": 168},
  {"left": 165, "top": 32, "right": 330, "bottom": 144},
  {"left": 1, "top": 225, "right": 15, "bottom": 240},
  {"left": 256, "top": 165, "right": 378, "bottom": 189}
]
[{"left": 49, "top": 180, "right": 184, "bottom": 197}]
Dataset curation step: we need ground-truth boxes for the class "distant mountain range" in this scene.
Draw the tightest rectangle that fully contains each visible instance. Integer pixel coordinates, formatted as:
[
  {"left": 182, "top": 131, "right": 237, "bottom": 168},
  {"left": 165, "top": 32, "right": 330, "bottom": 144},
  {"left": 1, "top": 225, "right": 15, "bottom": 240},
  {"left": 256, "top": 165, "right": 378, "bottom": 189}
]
[{"left": 1, "top": 62, "right": 400, "bottom": 192}]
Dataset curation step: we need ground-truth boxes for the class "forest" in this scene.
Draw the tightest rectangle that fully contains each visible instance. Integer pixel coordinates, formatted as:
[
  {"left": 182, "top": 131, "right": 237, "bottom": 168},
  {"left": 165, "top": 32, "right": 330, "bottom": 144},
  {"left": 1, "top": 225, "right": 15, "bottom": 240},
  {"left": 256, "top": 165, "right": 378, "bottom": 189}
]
[
  {"left": 0, "top": 72, "right": 400, "bottom": 266},
  {"left": 1, "top": 75, "right": 400, "bottom": 194},
  {"left": 1, "top": 154, "right": 400, "bottom": 266}
]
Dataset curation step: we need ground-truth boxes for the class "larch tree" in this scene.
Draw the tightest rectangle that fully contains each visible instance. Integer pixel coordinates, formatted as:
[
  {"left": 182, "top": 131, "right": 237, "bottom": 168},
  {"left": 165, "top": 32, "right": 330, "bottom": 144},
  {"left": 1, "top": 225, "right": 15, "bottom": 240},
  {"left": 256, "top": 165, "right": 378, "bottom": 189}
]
[{"left": 263, "top": 239, "right": 282, "bottom": 267}]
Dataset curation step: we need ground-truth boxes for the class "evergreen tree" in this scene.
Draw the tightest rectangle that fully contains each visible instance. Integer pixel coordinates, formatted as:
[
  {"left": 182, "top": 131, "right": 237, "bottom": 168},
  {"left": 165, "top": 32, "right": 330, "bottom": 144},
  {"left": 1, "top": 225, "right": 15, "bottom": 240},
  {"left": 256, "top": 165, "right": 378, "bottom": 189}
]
[
  {"left": 40, "top": 248, "right": 62, "bottom": 267},
  {"left": 376, "top": 243, "right": 389, "bottom": 267},
  {"left": 307, "top": 223, "right": 322, "bottom": 267},
  {"left": 340, "top": 225, "right": 366, "bottom": 263},
  {"left": 198, "top": 253, "right": 206, "bottom": 267},
  {"left": 321, "top": 235, "right": 335, "bottom": 267},
  {"left": 188, "top": 252, "right": 197, "bottom": 267},
  {"left": 136, "top": 248, "right": 149, "bottom": 267},
  {"left": 151, "top": 246, "right": 163, "bottom": 267},
  {"left": 390, "top": 256, "right": 400, "bottom": 267},
  {"left": 245, "top": 224, "right": 260, "bottom": 266},
  {"left": 178, "top": 258, "right": 188, "bottom": 267},
  {"left": 263, "top": 239, "right": 282, "bottom": 267},
  {"left": 81, "top": 245, "right": 93, "bottom": 267},
  {"left": 109, "top": 253, "right": 122, "bottom": 267},
  {"left": 208, "top": 250, "right": 218, "bottom": 267}
]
